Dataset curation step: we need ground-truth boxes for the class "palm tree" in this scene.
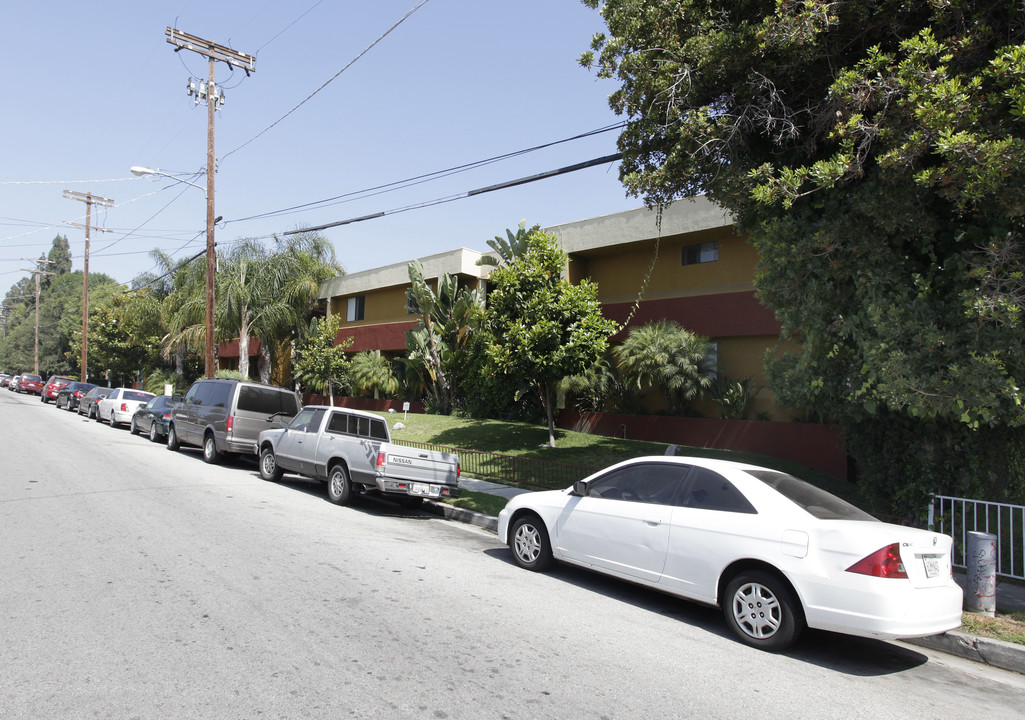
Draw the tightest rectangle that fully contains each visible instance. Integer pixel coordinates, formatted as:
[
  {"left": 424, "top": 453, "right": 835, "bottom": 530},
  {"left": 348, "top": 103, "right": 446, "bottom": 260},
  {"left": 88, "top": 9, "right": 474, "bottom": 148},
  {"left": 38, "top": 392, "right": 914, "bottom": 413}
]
[
  {"left": 217, "top": 232, "right": 342, "bottom": 382},
  {"left": 349, "top": 350, "right": 398, "bottom": 398},
  {"left": 612, "top": 319, "right": 713, "bottom": 415}
]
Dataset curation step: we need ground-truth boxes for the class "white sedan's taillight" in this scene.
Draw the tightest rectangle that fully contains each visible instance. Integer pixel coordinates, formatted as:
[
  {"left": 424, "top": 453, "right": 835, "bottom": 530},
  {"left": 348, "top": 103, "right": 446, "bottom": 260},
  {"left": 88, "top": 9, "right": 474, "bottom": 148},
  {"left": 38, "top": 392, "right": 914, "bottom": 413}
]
[{"left": 846, "top": 543, "right": 909, "bottom": 579}]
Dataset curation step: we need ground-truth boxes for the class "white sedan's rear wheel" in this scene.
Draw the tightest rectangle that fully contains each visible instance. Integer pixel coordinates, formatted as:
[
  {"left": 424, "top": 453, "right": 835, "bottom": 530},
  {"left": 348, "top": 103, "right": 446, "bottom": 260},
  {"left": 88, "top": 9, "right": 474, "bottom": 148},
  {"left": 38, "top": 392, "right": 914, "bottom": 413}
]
[{"left": 724, "top": 570, "right": 803, "bottom": 651}]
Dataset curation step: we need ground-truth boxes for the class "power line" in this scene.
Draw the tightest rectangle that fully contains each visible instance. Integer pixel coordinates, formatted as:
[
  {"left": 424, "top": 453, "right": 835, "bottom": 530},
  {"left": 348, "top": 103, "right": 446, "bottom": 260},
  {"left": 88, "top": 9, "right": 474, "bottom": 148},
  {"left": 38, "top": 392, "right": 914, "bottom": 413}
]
[
  {"left": 221, "top": 0, "right": 431, "bottom": 163},
  {"left": 228, "top": 122, "right": 625, "bottom": 224},
  {"left": 285, "top": 153, "right": 623, "bottom": 235}
]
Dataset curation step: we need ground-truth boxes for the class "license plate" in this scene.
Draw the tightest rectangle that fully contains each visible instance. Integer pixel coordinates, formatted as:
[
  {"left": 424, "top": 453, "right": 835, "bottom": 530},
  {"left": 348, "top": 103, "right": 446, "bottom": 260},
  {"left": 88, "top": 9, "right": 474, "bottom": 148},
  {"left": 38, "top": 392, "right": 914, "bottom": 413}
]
[
  {"left": 923, "top": 556, "right": 941, "bottom": 578},
  {"left": 409, "top": 483, "right": 439, "bottom": 497}
]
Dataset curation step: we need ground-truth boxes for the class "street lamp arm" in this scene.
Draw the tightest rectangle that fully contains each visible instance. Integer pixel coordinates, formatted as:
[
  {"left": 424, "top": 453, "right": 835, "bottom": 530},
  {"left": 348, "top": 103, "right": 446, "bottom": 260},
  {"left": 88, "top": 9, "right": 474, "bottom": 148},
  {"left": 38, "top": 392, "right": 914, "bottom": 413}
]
[{"left": 130, "top": 166, "right": 205, "bottom": 193}]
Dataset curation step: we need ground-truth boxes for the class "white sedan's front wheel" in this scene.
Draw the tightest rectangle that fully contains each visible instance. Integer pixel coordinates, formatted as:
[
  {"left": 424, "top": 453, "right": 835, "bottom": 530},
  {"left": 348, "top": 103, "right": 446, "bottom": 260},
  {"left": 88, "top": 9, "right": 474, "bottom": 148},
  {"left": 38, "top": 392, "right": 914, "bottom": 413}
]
[{"left": 509, "top": 515, "right": 554, "bottom": 572}]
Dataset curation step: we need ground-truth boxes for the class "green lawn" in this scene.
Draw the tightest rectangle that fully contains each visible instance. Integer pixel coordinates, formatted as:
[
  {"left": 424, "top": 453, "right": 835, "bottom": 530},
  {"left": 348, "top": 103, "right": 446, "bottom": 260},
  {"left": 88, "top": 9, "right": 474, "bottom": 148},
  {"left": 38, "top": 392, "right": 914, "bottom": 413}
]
[{"left": 382, "top": 411, "right": 864, "bottom": 505}]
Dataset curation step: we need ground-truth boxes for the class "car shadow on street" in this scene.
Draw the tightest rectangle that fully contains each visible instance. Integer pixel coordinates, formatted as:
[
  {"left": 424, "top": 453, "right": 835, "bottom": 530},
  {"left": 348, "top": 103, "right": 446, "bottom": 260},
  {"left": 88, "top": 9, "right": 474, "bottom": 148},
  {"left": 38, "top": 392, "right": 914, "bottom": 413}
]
[
  {"left": 253, "top": 471, "right": 437, "bottom": 519},
  {"left": 484, "top": 547, "right": 929, "bottom": 676}
]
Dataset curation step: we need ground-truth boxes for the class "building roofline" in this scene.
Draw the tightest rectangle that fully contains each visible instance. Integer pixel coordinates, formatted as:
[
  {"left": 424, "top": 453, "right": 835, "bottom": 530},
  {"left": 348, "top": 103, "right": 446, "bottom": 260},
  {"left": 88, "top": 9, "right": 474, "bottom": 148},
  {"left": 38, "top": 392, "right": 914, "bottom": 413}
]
[
  {"left": 544, "top": 196, "right": 734, "bottom": 254},
  {"left": 319, "top": 247, "right": 491, "bottom": 299}
]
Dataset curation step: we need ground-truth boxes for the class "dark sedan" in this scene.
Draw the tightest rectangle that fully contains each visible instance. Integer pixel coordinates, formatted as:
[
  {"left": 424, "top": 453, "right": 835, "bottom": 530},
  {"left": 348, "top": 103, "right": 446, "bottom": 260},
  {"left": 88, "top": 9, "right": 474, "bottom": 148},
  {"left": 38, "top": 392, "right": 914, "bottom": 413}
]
[
  {"left": 56, "top": 382, "right": 98, "bottom": 411},
  {"left": 130, "top": 395, "right": 180, "bottom": 442},
  {"left": 77, "top": 386, "right": 112, "bottom": 418}
]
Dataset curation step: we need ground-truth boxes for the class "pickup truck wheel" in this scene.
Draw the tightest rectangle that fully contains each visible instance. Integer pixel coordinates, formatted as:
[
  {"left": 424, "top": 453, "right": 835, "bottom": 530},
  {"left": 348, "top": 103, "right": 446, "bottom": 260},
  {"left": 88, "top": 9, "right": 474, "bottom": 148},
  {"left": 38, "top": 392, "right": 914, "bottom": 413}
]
[
  {"left": 327, "top": 464, "right": 353, "bottom": 506},
  {"left": 167, "top": 424, "right": 180, "bottom": 451},
  {"left": 260, "top": 448, "right": 283, "bottom": 482},
  {"left": 202, "top": 433, "right": 222, "bottom": 464},
  {"left": 509, "top": 515, "right": 555, "bottom": 572}
]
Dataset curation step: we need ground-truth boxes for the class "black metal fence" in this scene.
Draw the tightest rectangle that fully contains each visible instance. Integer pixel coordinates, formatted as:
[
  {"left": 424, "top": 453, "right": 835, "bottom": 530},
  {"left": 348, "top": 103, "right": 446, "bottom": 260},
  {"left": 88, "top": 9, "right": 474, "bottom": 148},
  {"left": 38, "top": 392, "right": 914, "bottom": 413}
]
[{"left": 393, "top": 439, "right": 598, "bottom": 490}]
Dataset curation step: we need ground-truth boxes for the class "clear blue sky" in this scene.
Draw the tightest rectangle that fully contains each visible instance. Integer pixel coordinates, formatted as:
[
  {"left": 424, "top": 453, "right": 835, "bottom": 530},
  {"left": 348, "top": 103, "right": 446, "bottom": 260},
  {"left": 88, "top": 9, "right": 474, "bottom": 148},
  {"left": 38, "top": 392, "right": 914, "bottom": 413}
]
[{"left": 0, "top": 0, "right": 640, "bottom": 289}]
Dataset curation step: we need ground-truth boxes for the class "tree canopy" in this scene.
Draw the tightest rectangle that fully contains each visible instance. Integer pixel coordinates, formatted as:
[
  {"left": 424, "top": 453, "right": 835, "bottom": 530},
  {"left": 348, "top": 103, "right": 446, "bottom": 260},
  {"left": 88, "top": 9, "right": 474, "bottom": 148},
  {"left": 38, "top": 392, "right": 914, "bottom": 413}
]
[
  {"left": 582, "top": 0, "right": 1025, "bottom": 510},
  {"left": 480, "top": 229, "right": 618, "bottom": 446}
]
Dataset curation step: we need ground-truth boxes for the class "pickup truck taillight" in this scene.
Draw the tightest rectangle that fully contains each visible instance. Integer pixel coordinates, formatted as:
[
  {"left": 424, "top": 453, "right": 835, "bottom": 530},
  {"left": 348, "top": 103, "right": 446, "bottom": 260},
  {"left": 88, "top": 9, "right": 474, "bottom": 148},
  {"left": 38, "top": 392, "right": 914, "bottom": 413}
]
[
  {"left": 457, "top": 462, "right": 460, "bottom": 479},
  {"left": 376, "top": 452, "right": 386, "bottom": 470}
]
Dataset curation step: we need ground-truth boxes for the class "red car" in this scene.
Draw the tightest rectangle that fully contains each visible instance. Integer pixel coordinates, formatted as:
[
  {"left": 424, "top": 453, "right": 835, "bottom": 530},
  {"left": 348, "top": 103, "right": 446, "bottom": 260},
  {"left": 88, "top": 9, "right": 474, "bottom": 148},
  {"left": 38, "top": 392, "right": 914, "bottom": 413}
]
[
  {"left": 17, "top": 373, "right": 43, "bottom": 395},
  {"left": 41, "top": 375, "right": 75, "bottom": 403}
]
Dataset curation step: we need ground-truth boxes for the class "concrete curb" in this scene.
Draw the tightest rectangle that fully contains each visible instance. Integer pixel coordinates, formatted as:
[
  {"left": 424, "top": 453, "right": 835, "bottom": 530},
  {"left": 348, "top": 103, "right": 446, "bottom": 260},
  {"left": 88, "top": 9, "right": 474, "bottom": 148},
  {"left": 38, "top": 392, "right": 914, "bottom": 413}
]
[
  {"left": 422, "top": 500, "right": 498, "bottom": 533},
  {"left": 425, "top": 500, "right": 1025, "bottom": 675},
  {"left": 905, "top": 630, "right": 1025, "bottom": 675}
]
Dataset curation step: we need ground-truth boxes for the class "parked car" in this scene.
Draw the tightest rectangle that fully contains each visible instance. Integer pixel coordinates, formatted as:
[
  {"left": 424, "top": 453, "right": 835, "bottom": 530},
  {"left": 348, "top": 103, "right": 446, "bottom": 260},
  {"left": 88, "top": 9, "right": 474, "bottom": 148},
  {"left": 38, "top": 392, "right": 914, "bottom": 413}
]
[
  {"left": 131, "top": 395, "right": 181, "bottom": 442},
  {"left": 257, "top": 405, "right": 459, "bottom": 506},
  {"left": 0, "top": 373, "right": 11, "bottom": 388},
  {"left": 40, "top": 375, "right": 75, "bottom": 403},
  {"left": 56, "top": 382, "right": 98, "bottom": 411},
  {"left": 168, "top": 378, "right": 301, "bottom": 464},
  {"left": 497, "top": 455, "right": 962, "bottom": 652},
  {"left": 17, "top": 373, "right": 43, "bottom": 395},
  {"left": 9, "top": 375, "right": 22, "bottom": 392},
  {"left": 77, "top": 386, "right": 112, "bottom": 418},
  {"left": 97, "top": 388, "right": 156, "bottom": 428}
]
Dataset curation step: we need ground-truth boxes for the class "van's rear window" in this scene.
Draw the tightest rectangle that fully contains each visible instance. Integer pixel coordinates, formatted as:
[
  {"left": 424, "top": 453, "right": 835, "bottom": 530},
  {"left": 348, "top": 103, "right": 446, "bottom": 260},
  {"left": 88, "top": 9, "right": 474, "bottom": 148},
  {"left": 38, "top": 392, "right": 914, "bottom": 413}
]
[{"left": 238, "top": 386, "right": 299, "bottom": 416}]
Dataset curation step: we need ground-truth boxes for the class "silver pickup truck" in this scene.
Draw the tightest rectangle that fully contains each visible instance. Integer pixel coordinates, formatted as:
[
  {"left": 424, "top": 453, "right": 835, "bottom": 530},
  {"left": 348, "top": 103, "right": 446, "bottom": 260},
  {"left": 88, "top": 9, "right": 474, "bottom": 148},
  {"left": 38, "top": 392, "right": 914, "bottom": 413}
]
[{"left": 257, "top": 405, "right": 460, "bottom": 507}]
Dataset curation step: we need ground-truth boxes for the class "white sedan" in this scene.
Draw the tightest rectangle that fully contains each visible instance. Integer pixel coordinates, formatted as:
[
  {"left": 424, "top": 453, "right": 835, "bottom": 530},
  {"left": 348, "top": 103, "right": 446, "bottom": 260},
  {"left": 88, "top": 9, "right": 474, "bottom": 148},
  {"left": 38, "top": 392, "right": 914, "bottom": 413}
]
[
  {"left": 497, "top": 456, "right": 962, "bottom": 651},
  {"left": 96, "top": 388, "right": 156, "bottom": 429}
]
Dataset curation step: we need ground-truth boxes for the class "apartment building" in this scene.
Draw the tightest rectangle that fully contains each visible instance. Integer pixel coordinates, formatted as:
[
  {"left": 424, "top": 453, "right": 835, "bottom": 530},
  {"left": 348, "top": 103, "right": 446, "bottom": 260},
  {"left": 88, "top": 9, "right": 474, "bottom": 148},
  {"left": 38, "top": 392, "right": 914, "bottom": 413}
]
[{"left": 317, "top": 197, "right": 794, "bottom": 419}]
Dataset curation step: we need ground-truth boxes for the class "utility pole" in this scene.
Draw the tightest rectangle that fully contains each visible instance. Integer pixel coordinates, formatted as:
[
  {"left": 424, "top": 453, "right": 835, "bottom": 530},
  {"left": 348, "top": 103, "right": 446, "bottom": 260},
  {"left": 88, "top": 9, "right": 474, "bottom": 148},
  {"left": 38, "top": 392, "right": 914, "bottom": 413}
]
[
  {"left": 64, "top": 190, "right": 114, "bottom": 382},
  {"left": 19, "top": 258, "right": 54, "bottom": 375},
  {"left": 165, "top": 27, "right": 255, "bottom": 378}
]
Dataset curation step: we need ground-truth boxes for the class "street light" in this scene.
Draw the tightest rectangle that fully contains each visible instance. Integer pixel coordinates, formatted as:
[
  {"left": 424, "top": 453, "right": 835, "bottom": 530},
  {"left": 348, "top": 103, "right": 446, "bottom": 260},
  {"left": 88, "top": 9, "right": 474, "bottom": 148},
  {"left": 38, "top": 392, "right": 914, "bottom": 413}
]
[{"left": 131, "top": 165, "right": 217, "bottom": 378}]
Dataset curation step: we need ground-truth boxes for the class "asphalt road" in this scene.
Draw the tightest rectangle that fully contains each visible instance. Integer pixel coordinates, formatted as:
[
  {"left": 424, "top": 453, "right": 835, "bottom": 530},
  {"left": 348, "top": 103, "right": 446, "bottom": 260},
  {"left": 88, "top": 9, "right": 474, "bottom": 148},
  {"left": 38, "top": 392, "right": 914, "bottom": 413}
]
[{"left": 2, "top": 388, "right": 1024, "bottom": 719}]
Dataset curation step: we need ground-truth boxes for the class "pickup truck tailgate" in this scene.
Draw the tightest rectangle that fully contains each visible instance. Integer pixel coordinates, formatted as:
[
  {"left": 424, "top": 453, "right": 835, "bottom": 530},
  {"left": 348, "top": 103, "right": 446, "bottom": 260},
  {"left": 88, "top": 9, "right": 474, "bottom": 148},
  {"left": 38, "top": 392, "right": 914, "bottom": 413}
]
[{"left": 380, "top": 447, "right": 459, "bottom": 486}]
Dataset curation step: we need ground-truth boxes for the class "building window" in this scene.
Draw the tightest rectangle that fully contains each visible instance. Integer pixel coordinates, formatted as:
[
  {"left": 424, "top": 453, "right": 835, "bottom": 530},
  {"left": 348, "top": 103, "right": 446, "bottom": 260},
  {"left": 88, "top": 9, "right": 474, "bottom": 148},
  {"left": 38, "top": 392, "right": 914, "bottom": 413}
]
[
  {"left": 681, "top": 240, "right": 718, "bottom": 266},
  {"left": 346, "top": 295, "right": 365, "bottom": 322},
  {"left": 406, "top": 291, "right": 421, "bottom": 316}
]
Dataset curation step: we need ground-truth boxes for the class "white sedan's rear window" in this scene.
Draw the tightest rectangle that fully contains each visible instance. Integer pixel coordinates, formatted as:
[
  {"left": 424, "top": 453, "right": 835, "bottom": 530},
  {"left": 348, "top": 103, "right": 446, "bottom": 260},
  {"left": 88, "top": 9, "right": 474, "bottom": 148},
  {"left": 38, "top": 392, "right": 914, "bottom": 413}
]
[{"left": 747, "top": 470, "right": 876, "bottom": 521}]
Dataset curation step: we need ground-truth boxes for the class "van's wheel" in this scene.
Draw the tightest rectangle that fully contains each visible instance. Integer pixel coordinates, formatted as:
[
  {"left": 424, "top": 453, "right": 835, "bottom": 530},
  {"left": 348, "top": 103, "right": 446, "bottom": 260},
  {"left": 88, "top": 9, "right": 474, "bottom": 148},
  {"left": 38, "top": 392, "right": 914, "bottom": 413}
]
[
  {"left": 259, "top": 447, "right": 283, "bottom": 482},
  {"left": 167, "top": 424, "right": 180, "bottom": 451},
  {"left": 327, "top": 464, "right": 352, "bottom": 506},
  {"left": 509, "top": 515, "right": 555, "bottom": 571},
  {"left": 202, "top": 433, "right": 221, "bottom": 464},
  {"left": 723, "top": 570, "right": 803, "bottom": 652}
]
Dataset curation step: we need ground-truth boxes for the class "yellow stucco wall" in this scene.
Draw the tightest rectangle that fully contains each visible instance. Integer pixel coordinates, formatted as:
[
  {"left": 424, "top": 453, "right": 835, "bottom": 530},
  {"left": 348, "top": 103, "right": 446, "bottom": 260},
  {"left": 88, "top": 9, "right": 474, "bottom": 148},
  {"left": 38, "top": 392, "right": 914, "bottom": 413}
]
[{"left": 570, "top": 226, "right": 755, "bottom": 301}]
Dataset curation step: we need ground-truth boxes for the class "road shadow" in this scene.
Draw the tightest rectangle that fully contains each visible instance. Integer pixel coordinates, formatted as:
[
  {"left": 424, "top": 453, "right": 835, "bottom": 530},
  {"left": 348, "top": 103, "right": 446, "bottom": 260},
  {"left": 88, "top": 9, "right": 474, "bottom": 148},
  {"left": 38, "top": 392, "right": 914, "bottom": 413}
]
[
  {"left": 251, "top": 470, "right": 437, "bottom": 520},
  {"left": 484, "top": 546, "right": 929, "bottom": 676}
]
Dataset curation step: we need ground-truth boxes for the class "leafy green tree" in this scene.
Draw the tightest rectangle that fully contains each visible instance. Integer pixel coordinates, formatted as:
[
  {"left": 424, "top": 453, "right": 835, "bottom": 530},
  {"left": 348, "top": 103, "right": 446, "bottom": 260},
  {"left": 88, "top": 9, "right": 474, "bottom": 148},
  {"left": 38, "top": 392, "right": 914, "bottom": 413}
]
[
  {"left": 612, "top": 320, "right": 712, "bottom": 415},
  {"left": 292, "top": 314, "right": 352, "bottom": 404},
  {"left": 582, "top": 0, "right": 1025, "bottom": 510},
  {"left": 90, "top": 291, "right": 163, "bottom": 387},
  {"left": 481, "top": 230, "right": 618, "bottom": 446}
]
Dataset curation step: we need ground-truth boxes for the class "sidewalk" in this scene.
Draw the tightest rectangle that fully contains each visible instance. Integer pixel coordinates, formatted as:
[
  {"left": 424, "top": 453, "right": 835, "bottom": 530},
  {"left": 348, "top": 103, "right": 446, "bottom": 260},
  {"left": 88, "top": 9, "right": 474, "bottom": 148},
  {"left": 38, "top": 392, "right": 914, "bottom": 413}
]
[{"left": 431, "top": 475, "right": 1025, "bottom": 675}]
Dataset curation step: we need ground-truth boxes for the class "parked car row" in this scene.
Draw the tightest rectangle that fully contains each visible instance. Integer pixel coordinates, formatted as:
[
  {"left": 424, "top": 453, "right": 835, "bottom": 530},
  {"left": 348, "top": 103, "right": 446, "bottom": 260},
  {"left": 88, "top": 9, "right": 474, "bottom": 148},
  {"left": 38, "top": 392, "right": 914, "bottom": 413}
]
[
  {"left": 14, "top": 375, "right": 963, "bottom": 653},
  {"left": 5, "top": 372, "right": 43, "bottom": 394}
]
